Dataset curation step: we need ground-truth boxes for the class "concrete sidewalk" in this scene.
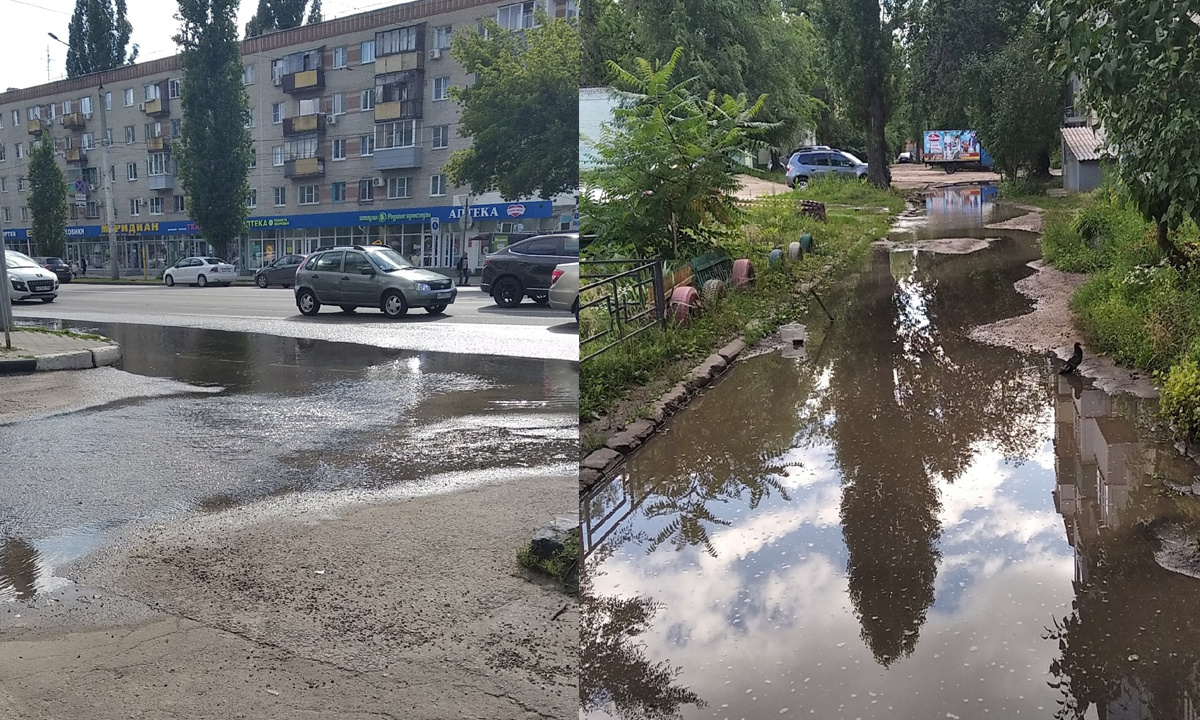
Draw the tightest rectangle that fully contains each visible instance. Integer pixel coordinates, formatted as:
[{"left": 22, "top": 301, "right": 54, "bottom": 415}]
[{"left": 0, "top": 329, "right": 121, "bottom": 373}]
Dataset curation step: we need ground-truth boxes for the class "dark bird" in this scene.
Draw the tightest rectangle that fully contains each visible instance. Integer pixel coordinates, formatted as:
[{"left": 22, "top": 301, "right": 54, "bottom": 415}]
[{"left": 1059, "top": 342, "right": 1083, "bottom": 375}]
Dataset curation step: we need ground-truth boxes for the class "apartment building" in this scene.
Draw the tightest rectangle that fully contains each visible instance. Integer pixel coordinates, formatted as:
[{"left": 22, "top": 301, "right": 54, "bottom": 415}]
[{"left": 0, "top": 0, "right": 578, "bottom": 275}]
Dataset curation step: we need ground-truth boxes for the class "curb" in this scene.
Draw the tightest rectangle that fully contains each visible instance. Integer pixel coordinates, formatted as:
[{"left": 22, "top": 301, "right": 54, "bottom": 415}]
[
  {"left": 580, "top": 337, "right": 748, "bottom": 493},
  {"left": 0, "top": 343, "right": 122, "bottom": 374}
]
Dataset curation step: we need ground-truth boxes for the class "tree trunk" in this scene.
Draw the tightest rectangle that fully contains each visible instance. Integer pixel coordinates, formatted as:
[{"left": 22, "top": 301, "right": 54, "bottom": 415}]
[
  {"left": 867, "top": 79, "right": 889, "bottom": 189},
  {"left": 1034, "top": 150, "right": 1051, "bottom": 178},
  {"left": 770, "top": 149, "right": 783, "bottom": 172},
  {"left": 1154, "top": 217, "right": 1184, "bottom": 266}
]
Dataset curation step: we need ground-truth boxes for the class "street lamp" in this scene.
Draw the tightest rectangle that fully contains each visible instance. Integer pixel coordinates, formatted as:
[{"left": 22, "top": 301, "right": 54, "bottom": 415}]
[{"left": 49, "top": 32, "right": 120, "bottom": 280}]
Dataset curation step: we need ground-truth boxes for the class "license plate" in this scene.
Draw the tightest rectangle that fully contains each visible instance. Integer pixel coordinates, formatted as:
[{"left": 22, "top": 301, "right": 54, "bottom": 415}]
[{"left": 436, "top": 292, "right": 451, "bottom": 299}]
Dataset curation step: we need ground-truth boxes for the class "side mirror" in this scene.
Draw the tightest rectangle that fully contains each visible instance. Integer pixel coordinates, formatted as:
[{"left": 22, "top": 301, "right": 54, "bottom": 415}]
[{"left": 360, "top": 267, "right": 375, "bottom": 276}]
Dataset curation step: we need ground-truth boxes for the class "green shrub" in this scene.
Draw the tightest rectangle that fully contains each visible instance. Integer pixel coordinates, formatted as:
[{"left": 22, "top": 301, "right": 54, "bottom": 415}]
[
  {"left": 1159, "top": 346, "right": 1200, "bottom": 441},
  {"left": 517, "top": 526, "right": 580, "bottom": 594}
]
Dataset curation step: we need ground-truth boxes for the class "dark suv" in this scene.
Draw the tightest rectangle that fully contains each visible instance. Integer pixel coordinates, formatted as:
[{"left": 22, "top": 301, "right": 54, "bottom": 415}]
[
  {"left": 480, "top": 232, "right": 580, "bottom": 308},
  {"left": 33, "top": 257, "right": 73, "bottom": 283}
]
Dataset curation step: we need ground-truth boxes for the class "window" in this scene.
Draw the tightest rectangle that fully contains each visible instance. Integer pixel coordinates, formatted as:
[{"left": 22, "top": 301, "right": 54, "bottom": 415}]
[
  {"left": 358, "top": 178, "right": 373, "bottom": 202},
  {"left": 243, "top": 64, "right": 255, "bottom": 85},
  {"left": 272, "top": 146, "right": 285, "bottom": 166},
  {"left": 376, "top": 26, "right": 421, "bottom": 56},
  {"left": 497, "top": 1, "right": 536, "bottom": 30},
  {"left": 144, "top": 83, "right": 160, "bottom": 101},
  {"left": 271, "top": 59, "right": 286, "bottom": 85},
  {"left": 0, "top": 177, "right": 6, "bottom": 192},
  {"left": 129, "top": 198, "right": 142, "bottom": 216},
  {"left": 1, "top": 208, "right": 8, "bottom": 222},
  {"left": 378, "top": 120, "right": 415, "bottom": 149},
  {"left": 20, "top": 207, "right": 28, "bottom": 221},
  {"left": 315, "top": 251, "right": 342, "bottom": 271},
  {"left": 0, "top": 144, "right": 6, "bottom": 162},
  {"left": 273, "top": 186, "right": 286, "bottom": 206},
  {"left": 430, "top": 174, "right": 446, "bottom": 196},
  {"left": 81, "top": 97, "right": 94, "bottom": 116},
  {"left": 105, "top": 129, "right": 112, "bottom": 146},
  {"left": 17, "top": 177, "right": 24, "bottom": 192},
  {"left": 333, "top": 46, "right": 347, "bottom": 69},
  {"left": 149, "top": 196, "right": 164, "bottom": 215},
  {"left": 433, "top": 77, "right": 451, "bottom": 101},
  {"left": 15, "top": 143, "right": 23, "bottom": 160},
  {"left": 148, "top": 153, "right": 169, "bottom": 176},
  {"left": 173, "top": 195, "right": 185, "bottom": 213},
  {"left": 244, "top": 108, "right": 255, "bottom": 128},
  {"left": 432, "top": 125, "right": 449, "bottom": 149},
  {"left": 377, "top": 71, "right": 418, "bottom": 103},
  {"left": 125, "top": 126, "right": 136, "bottom": 143},
  {"left": 434, "top": 25, "right": 452, "bottom": 50},
  {"left": 556, "top": 0, "right": 578, "bottom": 19},
  {"left": 123, "top": 88, "right": 134, "bottom": 107},
  {"left": 272, "top": 102, "right": 284, "bottom": 124},
  {"left": 249, "top": 148, "right": 257, "bottom": 168},
  {"left": 27, "top": 106, "right": 41, "bottom": 120},
  {"left": 343, "top": 252, "right": 371, "bottom": 275},
  {"left": 332, "top": 93, "right": 345, "bottom": 115},
  {"left": 299, "top": 184, "right": 319, "bottom": 205},
  {"left": 360, "top": 40, "right": 376, "bottom": 64},
  {"left": 298, "top": 97, "right": 319, "bottom": 116},
  {"left": 285, "top": 137, "right": 318, "bottom": 160},
  {"left": 170, "top": 119, "right": 182, "bottom": 138},
  {"left": 104, "top": 92, "right": 112, "bottom": 111},
  {"left": 359, "top": 135, "right": 375, "bottom": 156},
  {"left": 168, "top": 78, "right": 182, "bottom": 99},
  {"left": 145, "top": 122, "right": 161, "bottom": 138},
  {"left": 387, "top": 176, "right": 411, "bottom": 199},
  {"left": 331, "top": 181, "right": 346, "bottom": 203},
  {"left": 360, "top": 89, "right": 375, "bottom": 111},
  {"left": 332, "top": 138, "right": 346, "bottom": 161},
  {"left": 81, "top": 132, "right": 95, "bottom": 150},
  {"left": 11, "top": 110, "right": 19, "bottom": 125},
  {"left": 127, "top": 163, "right": 138, "bottom": 181},
  {"left": 247, "top": 188, "right": 257, "bottom": 209}
]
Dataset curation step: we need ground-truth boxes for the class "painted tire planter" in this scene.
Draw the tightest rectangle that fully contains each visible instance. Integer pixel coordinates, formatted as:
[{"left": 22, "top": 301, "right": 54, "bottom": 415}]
[
  {"left": 701, "top": 278, "right": 726, "bottom": 301},
  {"left": 769, "top": 249, "right": 783, "bottom": 267},
  {"left": 731, "top": 259, "right": 755, "bottom": 290},
  {"left": 668, "top": 285, "right": 701, "bottom": 325},
  {"left": 788, "top": 241, "right": 802, "bottom": 262},
  {"left": 800, "top": 232, "right": 814, "bottom": 253}
]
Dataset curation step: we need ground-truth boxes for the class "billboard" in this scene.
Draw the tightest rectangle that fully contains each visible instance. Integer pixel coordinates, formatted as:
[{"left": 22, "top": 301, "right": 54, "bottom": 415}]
[{"left": 923, "top": 130, "right": 981, "bottom": 163}]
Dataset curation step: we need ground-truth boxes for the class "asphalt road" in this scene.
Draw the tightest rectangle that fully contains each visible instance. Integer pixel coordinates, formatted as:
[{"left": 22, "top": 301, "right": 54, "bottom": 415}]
[{"left": 10, "top": 283, "right": 578, "bottom": 360}]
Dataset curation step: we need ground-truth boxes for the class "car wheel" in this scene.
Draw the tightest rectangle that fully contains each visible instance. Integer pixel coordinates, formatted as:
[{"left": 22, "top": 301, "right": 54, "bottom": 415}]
[
  {"left": 164, "top": 274, "right": 175, "bottom": 287},
  {"left": 340, "top": 305, "right": 357, "bottom": 314},
  {"left": 382, "top": 290, "right": 408, "bottom": 318},
  {"left": 944, "top": 163, "right": 959, "bottom": 175},
  {"left": 426, "top": 304, "right": 447, "bottom": 314},
  {"left": 40, "top": 297, "right": 55, "bottom": 303},
  {"left": 256, "top": 275, "right": 269, "bottom": 288},
  {"left": 492, "top": 277, "right": 523, "bottom": 308},
  {"left": 533, "top": 295, "right": 550, "bottom": 306},
  {"left": 197, "top": 274, "right": 208, "bottom": 287},
  {"left": 297, "top": 289, "right": 321, "bottom": 316},
  {"left": 572, "top": 298, "right": 579, "bottom": 323},
  {"left": 794, "top": 176, "right": 809, "bottom": 190}
]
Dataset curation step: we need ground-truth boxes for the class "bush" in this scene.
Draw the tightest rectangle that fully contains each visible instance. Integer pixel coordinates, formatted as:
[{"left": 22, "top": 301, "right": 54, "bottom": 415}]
[{"left": 1159, "top": 345, "right": 1200, "bottom": 441}]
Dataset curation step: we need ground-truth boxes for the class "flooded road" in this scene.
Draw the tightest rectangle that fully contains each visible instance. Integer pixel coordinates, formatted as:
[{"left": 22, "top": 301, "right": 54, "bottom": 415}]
[
  {"left": 0, "top": 322, "right": 576, "bottom": 605},
  {"left": 580, "top": 187, "right": 1200, "bottom": 719}
]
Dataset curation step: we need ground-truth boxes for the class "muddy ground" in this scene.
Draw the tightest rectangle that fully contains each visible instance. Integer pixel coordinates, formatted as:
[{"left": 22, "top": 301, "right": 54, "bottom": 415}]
[{"left": 1, "top": 399, "right": 578, "bottom": 720}]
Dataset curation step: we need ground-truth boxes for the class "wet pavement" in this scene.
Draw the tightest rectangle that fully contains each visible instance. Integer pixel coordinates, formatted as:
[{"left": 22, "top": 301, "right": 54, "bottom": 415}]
[
  {"left": 0, "top": 321, "right": 576, "bottom": 606},
  {"left": 580, "top": 186, "right": 1200, "bottom": 719}
]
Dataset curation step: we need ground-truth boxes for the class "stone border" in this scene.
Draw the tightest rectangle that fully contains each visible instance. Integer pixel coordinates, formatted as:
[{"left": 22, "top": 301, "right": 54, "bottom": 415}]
[
  {"left": 580, "top": 337, "right": 747, "bottom": 492},
  {"left": 0, "top": 345, "right": 122, "bottom": 374}
]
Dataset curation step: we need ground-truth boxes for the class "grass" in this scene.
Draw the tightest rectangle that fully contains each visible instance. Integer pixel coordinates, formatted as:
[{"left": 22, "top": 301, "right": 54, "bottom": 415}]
[
  {"left": 11, "top": 324, "right": 110, "bottom": 342},
  {"left": 792, "top": 173, "right": 908, "bottom": 214},
  {"left": 517, "top": 527, "right": 580, "bottom": 595},
  {"left": 580, "top": 179, "right": 895, "bottom": 420},
  {"left": 1041, "top": 186, "right": 1200, "bottom": 439}
]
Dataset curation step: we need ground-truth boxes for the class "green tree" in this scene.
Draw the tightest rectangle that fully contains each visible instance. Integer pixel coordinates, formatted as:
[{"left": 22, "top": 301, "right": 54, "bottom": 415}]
[
  {"left": 814, "top": 0, "right": 905, "bottom": 187},
  {"left": 65, "top": 0, "right": 138, "bottom": 77},
  {"left": 244, "top": 0, "right": 316, "bottom": 38},
  {"left": 582, "top": 49, "right": 773, "bottom": 260},
  {"left": 1051, "top": 0, "right": 1200, "bottom": 262},
  {"left": 175, "top": 0, "right": 253, "bottom": 260},
  {"left": 305, "top": 0, "right": 321, "bottom": 24},
  {"left": 445, "top": 14, "right": 579, "bottom": 201},
  {"left": 580, "top": 0, "right": 640, "bottom": 86},
  {"left": 27, "top": 132, "right": 69, "bottom": 259}
]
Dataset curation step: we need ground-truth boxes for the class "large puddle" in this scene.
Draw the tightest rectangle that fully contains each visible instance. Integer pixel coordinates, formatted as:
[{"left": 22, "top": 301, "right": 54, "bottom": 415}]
[{"left": 580, "top": 186, "right": 1200, "bottom": 719}]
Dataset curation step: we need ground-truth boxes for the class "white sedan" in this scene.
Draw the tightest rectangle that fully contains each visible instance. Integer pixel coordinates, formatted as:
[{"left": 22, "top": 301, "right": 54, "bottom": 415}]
[
  {"left": 548, "top": 262, "right": 578, "bottom": 321},
  {"left": 164, "top": 257, "right": 238, "bottom": 287}
]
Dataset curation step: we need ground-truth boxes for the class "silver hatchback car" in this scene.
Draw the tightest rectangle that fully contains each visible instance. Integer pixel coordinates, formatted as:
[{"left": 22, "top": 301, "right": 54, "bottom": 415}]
[
  {"left": 786, "top": 149, "right": 869, "bottom": 189},
  {"left": 294, "top": 245, "right": 457, "bottom": 318}
]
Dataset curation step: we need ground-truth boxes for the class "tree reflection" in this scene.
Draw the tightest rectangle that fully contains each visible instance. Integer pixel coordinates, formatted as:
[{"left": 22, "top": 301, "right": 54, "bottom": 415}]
[{"left": 0, "top": 536, "right": 39, "bottom": 601}]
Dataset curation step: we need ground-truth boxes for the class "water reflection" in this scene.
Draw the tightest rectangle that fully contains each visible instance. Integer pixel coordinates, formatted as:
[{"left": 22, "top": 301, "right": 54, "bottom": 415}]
[
  {"left": 0, "top": 537, "right": 38, "bottom": 602},
  {"left": 581, "top": 234, "right": 1200, "bottom": 719}
]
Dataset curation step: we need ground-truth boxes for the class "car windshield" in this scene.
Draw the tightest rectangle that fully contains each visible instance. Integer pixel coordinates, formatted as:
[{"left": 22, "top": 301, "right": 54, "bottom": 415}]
[
  {"left": 4, "top": 251, "right": 39, "bottom": 269},
  {"left": 841, "top": 151, "right": 865, "bottom": 165},
  {"left": 368, "top": 248, "right": 414, "bottom": 272},
  {"left": 204, "top": 258, "right": 226, "bottom": 265}
]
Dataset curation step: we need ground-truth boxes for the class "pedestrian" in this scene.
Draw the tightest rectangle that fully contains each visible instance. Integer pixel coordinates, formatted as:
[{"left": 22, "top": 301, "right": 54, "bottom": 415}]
[
  {"left": 80, "top": 256, "right": 87, "bottom": 276},
  {"left": 457, "top": 252, "right": 470, "bottom": 287}
]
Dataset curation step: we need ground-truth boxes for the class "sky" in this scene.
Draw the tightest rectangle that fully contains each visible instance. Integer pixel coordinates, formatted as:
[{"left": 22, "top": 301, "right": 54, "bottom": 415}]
[{"left": 0, "top": 0, "right": 409, "bottom": 92}]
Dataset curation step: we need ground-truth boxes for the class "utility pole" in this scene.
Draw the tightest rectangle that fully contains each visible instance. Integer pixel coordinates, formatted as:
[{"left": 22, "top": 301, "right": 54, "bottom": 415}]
[{"left": 0, "top": 225, "right": 13, "bottom": 348}]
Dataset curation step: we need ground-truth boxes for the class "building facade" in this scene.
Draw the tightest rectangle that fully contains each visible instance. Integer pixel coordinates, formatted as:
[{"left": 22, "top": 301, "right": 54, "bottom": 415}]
[{"left": 0, "top": 0, "right": 578, "bottom": 276}]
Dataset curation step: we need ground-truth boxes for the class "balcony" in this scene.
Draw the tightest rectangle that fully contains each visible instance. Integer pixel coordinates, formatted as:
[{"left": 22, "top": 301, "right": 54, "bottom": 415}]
[
  {"left": 377, "top": 52, "right": 424, "bottom": 74},
  {"left": 62, "top": 112, "right": 87, "bottom": 129},
  {"left": 283, "top": 68, "right": 325, "bottom": 94},
  {"left": 374, "top": 99, "right": 423, "bottom": 122},
  {"left": 27, "top": 118, "right": 46, "bottom": 135},
  {"left": 283, "top": 114, "right": 325, "bottom": 136},
  {"left": 373, "top": 146, "right": 421, "bottom": 171},
  {"left": 147, "top": 136, "right": 170, "bottom": 152},
  {"left": 284, "top": 156, "right": 325, "bottom": 178},
  {"left": 65, "top": 148, "right": 87, "bottom": 164},
  {"left": 144, "top": 98, "right": 169, "bottom": 117},
  {"left": 148, "top": 173, "right": 174, "bottom": 191}
]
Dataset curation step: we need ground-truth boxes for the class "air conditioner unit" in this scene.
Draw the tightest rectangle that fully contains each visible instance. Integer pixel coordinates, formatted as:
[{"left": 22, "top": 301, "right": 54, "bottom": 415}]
[
  {"left": 326, "top": 114, "right": 337, "bottom": 125},
  {"left": 88, "top": 184, "right": 96, "bottom": 191},
  {"left": 428, "top": 48, "right": 442, "bottom": 60},
  {"left": 57, "top": 117, "right": 64, "bottom": 125},
  {"left": 138, "top": 102, "right": 146, "bottom": 111},
  {"left": 372, "top": 177, "right": 385, "bottom": 187}
]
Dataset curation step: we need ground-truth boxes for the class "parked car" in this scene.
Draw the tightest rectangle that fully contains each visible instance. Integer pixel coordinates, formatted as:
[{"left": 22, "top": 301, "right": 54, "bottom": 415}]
[
  {"left": 163, "top": 257, "right": 237, "bottom": 287},
  {"left": 896, "top": 151, "right": 914, "bottom": 163},
  {"left": 294, "top": 245, "right": 456, "bottom": 318},
  {"left": 548, "top": 262, "right": 579, "bottom": 321},
  {"left": 255, "top": 254, "right": 306, "bottom": 288},
  {"left": 480, "top": 232, "right": 580, "bottom": 308},
  {"left": 786, "top": 149, "right": 870, "bottom": 189},
  {"left": 32, "top": 256, "right": 73, "bottom": 283},
  {"left": 4, "top": 250, "right": 59, "bottom": 303}
]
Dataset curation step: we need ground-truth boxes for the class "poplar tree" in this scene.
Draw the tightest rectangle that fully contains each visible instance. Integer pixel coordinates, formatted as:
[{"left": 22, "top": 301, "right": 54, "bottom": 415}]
[
  {"left": 65, "top": 0, "right": 138, "bottom": 77},
  {"left": 28, "top": 132, "right": 69, "bottom": 259}
]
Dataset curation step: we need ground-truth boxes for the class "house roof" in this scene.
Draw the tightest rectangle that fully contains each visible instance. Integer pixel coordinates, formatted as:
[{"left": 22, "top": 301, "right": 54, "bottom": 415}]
[{"left": 1061, "top": 125, "right": 1109, "bottom": 162}]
